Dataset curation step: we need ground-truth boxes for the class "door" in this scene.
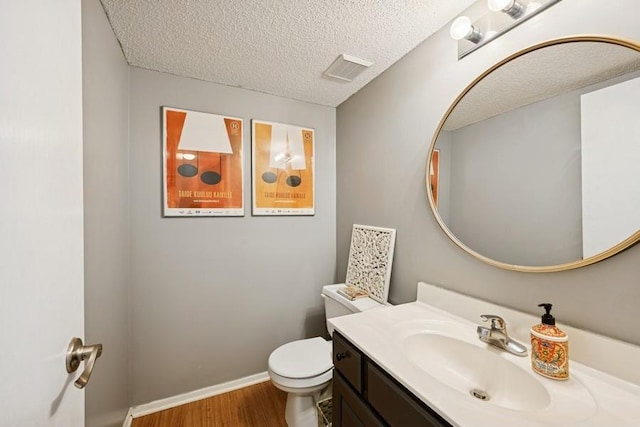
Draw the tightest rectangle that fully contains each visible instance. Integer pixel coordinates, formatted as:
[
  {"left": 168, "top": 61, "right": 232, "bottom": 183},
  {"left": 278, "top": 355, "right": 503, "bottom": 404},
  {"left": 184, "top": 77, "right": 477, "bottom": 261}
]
[{"left": 0, "top": 1, "right": 85, "bottom": 425}]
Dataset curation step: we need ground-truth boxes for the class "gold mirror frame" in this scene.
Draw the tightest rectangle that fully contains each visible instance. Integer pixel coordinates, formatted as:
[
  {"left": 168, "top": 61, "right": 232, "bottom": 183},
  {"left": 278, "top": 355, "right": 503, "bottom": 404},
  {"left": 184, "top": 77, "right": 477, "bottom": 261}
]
[{"left": 426, "top": 35, "right": 640, "bottom": 273}]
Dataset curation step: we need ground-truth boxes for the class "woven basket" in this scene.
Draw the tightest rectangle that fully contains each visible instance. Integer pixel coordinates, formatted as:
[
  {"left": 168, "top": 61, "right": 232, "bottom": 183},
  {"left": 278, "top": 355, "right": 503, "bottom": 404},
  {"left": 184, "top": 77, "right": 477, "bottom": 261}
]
[{"left": 316, "top": 396, "right": 332, "bottom": 427}]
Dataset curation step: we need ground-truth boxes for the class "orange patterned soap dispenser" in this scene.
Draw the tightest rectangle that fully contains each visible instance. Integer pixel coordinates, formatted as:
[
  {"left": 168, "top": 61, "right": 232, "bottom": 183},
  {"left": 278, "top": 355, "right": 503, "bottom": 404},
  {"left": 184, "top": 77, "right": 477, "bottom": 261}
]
[{"left": 530, "top": 303, "right": 569, "bottom": 380}]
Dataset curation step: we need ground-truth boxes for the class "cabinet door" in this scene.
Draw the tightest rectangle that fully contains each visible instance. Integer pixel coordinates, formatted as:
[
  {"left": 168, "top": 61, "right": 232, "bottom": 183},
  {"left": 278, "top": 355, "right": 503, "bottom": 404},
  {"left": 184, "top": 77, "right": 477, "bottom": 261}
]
[
  {"left": 333, "top": 332, "right": 363, "bottom": 392},
  {"left": 367, "top": 362, "right": 451, "bottom": 427},
  {"left": 333, "top": 371, "right": 386, "bottom": 427}
]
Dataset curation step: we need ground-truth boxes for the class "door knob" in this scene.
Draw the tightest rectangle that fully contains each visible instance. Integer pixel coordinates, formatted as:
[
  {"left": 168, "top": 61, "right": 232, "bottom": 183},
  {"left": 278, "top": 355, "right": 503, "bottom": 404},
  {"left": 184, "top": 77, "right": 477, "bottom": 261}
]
[{"left": 66, "top": 337, "right": 103, "bottom": 389}]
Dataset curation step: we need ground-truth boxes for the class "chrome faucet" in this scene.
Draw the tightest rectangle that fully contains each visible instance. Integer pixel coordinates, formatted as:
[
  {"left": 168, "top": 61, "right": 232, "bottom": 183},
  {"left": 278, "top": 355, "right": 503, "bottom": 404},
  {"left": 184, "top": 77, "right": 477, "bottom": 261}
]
[{"left": 477, "top": 315, "right": 528, "bottom": 357}]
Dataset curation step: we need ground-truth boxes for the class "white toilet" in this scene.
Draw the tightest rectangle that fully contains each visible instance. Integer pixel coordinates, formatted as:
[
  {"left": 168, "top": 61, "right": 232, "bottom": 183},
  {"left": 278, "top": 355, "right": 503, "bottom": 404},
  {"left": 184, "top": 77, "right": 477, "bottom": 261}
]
[{"left": 268, "top": 284, "right": 385, "bottom": 427}]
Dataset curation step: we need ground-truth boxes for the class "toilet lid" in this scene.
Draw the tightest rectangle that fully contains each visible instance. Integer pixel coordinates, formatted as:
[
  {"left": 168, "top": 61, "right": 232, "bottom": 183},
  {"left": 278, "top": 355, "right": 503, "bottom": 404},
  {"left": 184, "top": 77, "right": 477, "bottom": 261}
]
[{"left": 268, "top": 337, "right": 332, "bottom": 379}]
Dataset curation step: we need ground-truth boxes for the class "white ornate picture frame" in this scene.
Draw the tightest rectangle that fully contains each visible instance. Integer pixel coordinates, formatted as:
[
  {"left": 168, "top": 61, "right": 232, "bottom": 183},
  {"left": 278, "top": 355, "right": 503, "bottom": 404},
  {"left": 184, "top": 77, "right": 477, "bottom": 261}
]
[{"left": 345, "top": 224, "right": 397, "bottom": 303}]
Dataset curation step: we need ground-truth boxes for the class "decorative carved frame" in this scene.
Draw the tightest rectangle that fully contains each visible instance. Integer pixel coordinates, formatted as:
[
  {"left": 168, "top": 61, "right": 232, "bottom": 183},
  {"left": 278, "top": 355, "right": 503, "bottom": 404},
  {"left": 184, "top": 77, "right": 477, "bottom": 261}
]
[{"left": 345, "top": 224, "right": 397, "bottom": 303}]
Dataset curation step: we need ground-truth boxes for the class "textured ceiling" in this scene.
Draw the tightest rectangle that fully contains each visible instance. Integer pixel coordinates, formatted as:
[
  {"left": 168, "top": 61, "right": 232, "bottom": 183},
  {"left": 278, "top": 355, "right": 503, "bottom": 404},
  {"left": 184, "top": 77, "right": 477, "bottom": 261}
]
[{"left": 100, "top": 0, "right": 475, "bottom": 107}]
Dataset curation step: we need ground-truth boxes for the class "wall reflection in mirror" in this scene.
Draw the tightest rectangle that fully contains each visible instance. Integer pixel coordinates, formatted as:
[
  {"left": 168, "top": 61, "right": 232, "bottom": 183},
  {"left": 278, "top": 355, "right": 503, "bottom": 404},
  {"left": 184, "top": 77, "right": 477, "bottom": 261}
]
[{"left": 428, "top": 36, "right": 640, "bottom": 272}]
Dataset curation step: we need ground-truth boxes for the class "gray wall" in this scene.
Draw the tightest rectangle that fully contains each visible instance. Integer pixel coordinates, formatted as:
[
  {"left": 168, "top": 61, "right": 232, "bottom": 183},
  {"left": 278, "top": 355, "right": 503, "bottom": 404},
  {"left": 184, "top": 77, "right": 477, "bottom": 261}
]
[
  {"left": 82, "top": 0, "right": 130, "bottom": 425},
  {"left": 128, "top": 68, "right": 336, "bottom": 404},
  {"left": 337, "top": 0, "right": 640, "bottom": 345}
]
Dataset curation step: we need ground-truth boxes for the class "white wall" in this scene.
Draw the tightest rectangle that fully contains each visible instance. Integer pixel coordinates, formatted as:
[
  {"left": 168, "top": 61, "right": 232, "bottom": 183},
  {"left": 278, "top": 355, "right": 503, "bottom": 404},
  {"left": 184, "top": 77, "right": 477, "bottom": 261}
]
[
  {"left": 128, "top": 68, "right": 336, "bottom": 405},
  {"left": 82, "top": 0, "right": 131, "bottom": 425},
  {"left": 336, "top": 0, "right": 640, "bottom": 345}
]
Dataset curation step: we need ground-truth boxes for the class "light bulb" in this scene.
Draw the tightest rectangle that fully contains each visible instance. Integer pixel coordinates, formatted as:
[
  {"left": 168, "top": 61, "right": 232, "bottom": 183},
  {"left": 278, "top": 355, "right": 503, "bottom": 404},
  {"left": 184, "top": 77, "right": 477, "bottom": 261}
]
[
  {"left": 488, "top": 0, "right": 525, "bottom": 18},
  {"left": 487, "top": 0, "right": 515, "bottom": 12},
  {"left": 450, "top": 16, "right": 473, "bottom": 41},
  {"left": 450, "top": 16, "right": 483, "bottom": 43}
]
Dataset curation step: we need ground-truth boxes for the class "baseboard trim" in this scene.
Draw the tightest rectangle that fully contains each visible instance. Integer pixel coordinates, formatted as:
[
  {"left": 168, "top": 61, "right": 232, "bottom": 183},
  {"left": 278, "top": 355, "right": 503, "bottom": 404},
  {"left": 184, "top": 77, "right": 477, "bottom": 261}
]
[
  {"left": 126, "top": 371, "right": 270, "bottom": 421},
  {"left": 122, "top": 407, "right": 133, "bottom": 427}
]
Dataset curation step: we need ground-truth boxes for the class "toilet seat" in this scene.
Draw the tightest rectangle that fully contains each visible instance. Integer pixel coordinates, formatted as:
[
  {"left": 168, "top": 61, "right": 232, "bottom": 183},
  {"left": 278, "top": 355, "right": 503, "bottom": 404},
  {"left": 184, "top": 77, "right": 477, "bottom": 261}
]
[
  {"left": 268, "top": 337, "right": 332, "bottom": 389},
  {"left": 268, "top": 367, "right": 333, "bottom": 390}
]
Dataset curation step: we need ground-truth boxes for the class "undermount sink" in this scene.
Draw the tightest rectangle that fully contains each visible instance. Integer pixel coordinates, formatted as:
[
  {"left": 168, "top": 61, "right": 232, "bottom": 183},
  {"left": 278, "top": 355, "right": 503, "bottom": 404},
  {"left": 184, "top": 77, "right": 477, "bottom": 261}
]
[{"left": 403, "top": 331, "right": 550, "bottom": 411}]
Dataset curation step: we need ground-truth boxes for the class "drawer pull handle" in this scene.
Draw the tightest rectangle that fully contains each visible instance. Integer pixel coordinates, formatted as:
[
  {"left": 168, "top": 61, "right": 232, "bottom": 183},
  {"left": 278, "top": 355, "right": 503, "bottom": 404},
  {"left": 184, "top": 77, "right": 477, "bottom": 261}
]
[{"left": 336, "top": 352, "right": 347, "bottom": 361}]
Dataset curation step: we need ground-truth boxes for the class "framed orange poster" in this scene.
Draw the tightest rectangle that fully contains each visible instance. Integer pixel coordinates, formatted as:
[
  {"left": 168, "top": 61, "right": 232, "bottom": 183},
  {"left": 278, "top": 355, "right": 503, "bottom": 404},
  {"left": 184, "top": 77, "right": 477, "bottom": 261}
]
[
  {"left": 162, "top": 106, "right": 244, "bottom": 216},
  {"left": 252, "top": 120, "right": 315, "bottom": 215}
]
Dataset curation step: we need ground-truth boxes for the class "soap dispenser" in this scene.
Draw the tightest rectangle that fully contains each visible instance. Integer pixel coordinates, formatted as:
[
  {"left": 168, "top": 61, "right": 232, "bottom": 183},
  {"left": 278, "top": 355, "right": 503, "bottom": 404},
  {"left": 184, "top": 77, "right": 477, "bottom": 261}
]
[{"left": 530, "top": 303, "right": 569, "bottom": 380}]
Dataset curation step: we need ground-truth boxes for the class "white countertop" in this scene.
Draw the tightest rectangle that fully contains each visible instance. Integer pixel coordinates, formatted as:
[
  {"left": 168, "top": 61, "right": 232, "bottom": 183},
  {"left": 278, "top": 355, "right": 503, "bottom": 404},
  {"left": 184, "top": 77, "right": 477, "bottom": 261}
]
[{"left": 329, "top": 284, "right": 640, "bottom": 427}]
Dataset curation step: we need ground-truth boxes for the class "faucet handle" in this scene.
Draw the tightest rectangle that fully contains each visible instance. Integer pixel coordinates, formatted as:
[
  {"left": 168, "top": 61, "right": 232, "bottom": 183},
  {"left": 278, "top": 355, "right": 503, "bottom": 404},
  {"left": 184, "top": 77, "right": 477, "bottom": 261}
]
[{"left": 480, "top": 314, "right": 506, "bottom": 330}]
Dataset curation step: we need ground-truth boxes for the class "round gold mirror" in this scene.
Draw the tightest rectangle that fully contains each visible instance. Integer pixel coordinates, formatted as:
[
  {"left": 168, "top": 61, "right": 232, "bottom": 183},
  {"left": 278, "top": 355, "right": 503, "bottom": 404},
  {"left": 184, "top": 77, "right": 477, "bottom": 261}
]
[{"left": 427, "top": 36, "right": 640, "bottom": 272}]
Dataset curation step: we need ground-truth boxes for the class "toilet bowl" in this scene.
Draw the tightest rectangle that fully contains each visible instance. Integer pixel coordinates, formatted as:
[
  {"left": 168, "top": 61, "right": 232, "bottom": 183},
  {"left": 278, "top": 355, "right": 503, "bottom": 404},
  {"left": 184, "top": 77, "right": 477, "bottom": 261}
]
[
  {"left": 267, "top": 284, "right": 385, "bottom": 427},
  {"left": 268, "top": 337, "right": 333, "bottom": 427}
]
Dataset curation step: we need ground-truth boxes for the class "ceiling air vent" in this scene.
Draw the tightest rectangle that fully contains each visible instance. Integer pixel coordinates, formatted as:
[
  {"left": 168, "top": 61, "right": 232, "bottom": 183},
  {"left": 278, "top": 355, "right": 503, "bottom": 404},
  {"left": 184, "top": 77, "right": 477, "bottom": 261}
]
[{"left": 323, "top": 54, "right": 373, "bottom": 82}]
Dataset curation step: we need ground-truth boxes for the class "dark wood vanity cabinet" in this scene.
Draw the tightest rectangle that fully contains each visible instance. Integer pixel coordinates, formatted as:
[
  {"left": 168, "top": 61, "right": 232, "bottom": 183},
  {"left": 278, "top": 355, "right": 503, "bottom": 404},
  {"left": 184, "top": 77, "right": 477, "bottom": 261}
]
[{"left": 332, "top": 332, "right": 452, "bottom": 427}]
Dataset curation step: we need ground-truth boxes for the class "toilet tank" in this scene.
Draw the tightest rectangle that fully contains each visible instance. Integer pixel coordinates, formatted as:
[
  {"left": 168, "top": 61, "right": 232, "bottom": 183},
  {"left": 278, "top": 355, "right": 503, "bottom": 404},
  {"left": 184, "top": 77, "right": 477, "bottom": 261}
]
[{"left": 321, "top": 284, "right": 384, "bottom": 335}]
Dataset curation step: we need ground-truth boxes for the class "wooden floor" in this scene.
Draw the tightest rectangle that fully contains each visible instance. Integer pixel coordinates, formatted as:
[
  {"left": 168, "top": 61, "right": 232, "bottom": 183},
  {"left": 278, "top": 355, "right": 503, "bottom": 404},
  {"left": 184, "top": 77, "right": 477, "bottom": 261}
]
[{"left": 131, "top": 381, "right": 288, "bottom": 427}]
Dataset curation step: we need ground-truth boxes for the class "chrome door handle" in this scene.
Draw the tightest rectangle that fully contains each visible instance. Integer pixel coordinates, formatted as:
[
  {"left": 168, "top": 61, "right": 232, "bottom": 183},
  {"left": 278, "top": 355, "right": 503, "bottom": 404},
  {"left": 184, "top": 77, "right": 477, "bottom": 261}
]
[{"left": 66, "top": 337, "right": 103, "bottom": 389}]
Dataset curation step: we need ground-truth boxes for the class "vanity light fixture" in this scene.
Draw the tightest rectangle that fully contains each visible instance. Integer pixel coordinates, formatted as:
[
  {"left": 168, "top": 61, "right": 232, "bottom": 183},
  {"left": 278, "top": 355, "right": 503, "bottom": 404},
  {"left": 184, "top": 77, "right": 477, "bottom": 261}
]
[{"left": 450, "top": 0, "right": 561, "bottom": 59}]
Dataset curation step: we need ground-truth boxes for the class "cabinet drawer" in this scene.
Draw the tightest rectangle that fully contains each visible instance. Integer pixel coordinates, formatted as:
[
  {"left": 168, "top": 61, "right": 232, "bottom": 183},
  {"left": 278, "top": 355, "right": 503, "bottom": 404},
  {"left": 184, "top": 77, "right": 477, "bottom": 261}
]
[
  {"left": 367, "top": 362, "right": 451, "bottom": 427},
  {"left": 333, "top": 332, "right": 363, "bottom": 392}
]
